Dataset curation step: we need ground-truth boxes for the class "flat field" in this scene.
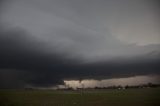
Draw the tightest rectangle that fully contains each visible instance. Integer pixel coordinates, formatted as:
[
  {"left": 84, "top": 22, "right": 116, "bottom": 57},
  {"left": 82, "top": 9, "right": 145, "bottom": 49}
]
[{"left": 0, "top": 88, "right": 160, "bottom": 106}]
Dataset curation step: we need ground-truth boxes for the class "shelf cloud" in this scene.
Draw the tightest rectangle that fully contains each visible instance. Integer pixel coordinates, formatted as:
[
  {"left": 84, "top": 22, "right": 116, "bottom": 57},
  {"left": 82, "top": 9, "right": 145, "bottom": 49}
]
[{"left": 0, "top": 0, "right": 159, "bottom": 88}]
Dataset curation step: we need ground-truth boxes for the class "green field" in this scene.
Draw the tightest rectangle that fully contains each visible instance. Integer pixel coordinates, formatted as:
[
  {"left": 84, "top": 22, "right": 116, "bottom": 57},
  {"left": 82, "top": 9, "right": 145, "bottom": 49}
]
[{"left": 0, "top": 88, "right": 160, "bottom": 106}]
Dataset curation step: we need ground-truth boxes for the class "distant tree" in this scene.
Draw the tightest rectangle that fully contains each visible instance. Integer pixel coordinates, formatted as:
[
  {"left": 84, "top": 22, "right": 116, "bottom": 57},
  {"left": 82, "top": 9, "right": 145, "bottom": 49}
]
[
  {"left": 147, "top": 83, "right": 153, "bottom": 87},
  {"left": 125, "top": 85, "right": 129, "bottom": 89},
  {"left": 117, "top": 85, "right": 122, "bottom": 89}
]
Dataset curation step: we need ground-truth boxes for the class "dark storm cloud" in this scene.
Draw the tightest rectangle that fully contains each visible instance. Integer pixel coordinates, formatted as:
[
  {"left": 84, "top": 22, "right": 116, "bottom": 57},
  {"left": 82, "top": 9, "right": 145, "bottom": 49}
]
[
  {"left": 0, "top": 0, "right": 160, "bottom": 88},
  {"left": 0, "top": 27, "right": 159, "bottom": 88}
]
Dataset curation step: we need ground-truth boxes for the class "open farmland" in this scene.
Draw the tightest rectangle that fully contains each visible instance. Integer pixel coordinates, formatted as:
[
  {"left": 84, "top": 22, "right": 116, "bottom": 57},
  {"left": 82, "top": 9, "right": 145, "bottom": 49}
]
[{"left": 0, "top": 88, "right": 160, "bottom": 106}]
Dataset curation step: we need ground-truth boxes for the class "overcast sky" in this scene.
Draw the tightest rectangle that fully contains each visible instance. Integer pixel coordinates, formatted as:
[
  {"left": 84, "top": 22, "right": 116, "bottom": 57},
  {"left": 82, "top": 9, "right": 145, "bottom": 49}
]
[{"left": 0, "top": 0, "right": 159, "bottom": 88}]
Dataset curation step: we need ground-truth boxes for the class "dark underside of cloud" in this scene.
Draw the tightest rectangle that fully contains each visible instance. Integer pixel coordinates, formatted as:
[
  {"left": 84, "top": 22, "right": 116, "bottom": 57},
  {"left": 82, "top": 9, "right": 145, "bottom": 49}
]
[
  {"left": 0, "top": 0, "right": 160, "bottom": 88},
  {"left": 0, "top": 28, "right": 159, "bottom": 88}
]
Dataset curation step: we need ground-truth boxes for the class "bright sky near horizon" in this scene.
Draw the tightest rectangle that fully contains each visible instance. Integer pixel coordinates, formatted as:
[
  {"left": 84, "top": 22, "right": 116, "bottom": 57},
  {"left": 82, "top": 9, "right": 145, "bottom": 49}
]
[{"left": 0, "top": 0, "right": 159, "bottom": 88}]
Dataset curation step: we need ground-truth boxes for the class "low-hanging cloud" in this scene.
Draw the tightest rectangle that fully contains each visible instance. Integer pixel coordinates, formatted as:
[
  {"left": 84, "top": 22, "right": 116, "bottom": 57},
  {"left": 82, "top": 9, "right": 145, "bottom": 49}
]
[{"left": 0, "top": 0, "right": 160, "bottom": 88}]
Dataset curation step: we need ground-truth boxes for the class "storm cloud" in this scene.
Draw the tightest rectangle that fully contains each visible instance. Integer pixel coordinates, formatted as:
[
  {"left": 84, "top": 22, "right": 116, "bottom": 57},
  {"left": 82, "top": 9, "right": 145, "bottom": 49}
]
[{"left": 0, "top": 0, "right": 160, "bottom": 88}]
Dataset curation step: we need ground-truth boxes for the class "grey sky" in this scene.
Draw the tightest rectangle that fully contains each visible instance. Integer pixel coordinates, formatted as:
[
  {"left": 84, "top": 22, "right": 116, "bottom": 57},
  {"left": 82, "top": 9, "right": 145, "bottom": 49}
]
[
  {"left": 0, "top": 0, "right": 159, "bottom": 88},
  {"left": 1, "top": 0, "right": 160, "bottom": 62}
]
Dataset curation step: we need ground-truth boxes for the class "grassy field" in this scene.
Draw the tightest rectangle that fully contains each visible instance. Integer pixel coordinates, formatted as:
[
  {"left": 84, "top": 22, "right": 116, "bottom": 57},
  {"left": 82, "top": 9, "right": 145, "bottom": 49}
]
[{"left": 0, "top": 88, "right": 160, "bottom": 106}]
